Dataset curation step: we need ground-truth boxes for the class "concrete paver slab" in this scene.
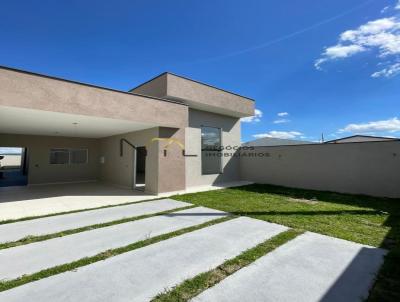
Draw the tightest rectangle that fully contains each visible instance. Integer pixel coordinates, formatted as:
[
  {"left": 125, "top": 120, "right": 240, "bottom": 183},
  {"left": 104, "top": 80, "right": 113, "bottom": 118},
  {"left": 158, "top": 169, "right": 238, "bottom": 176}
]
[
  {"left": 0, "top": 217, "right": 288, "bottom": 302},
  {"left": 0, "top": 181, "right": 252, "bottom": 221},
  {"left": 193, "top": 232, "right": 387, "bottom": 302},
  {"left": 0, "top": 206, "right": 228, "bottom": 280},
  {"left": 0, "top": 182, "right": 156, "bottom": 221},
  {"left": 0, "top": 199, "right": 190, "bottom": 243}
]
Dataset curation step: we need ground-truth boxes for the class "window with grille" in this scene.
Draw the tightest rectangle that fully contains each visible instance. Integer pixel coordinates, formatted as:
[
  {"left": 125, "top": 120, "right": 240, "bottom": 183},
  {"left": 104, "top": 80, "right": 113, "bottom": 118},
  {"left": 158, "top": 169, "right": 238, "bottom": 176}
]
[
  {"left": 49, "top": 149, "right": 70, "bottom": 164},
  {"left": 201, "top": 126, "right": 222, "bottom": 174},
  {"left": 49, "top": 148, "right": 88, "bottom": 164}
]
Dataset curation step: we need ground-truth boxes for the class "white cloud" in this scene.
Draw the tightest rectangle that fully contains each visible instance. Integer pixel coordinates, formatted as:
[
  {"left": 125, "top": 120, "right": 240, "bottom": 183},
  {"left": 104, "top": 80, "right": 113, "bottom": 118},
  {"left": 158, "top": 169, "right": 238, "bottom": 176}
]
[
  {"left": 315, "top": 13, "right": 400, "bottom": 77},
  {"left": 339, "top": 117, "right": 400, "bottom": 133},
  {"left": 273, "top": 119, "right": 290, "bottom": 124},
  {"left": 315, "top": 44, "right": 365, "bottom": 70},
  {"left": 325, "top": 44, "right": 365, "bottom": 59},
  {"left": 241, "top": 108, "right": 263, "bottom": 123},
  {"left": 397, "top": 0, "right": 400, "bottom": 10},
  {"left": 371, "top": 62, "right": 400, "bottom": 77},
  {"left": 277, "top": 112, "right": 289, "bottom": 117},
  {"left": 381, "top": 6, "right": 390, "bottom": 14},
  {"left": 253, "top": 131, "right": 302, "bottom": 139}
]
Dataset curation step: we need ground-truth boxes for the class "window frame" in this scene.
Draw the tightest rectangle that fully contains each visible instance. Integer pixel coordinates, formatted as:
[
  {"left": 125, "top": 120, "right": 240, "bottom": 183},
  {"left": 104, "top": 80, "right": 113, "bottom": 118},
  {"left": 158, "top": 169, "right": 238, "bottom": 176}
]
[
  {"left": 49, "top": 148, "right": 88, "bottom": 165},
  {"left": 49, "top": 148, "right": 70, "bottom": 165},
  {"left": 70, "top": 148, "right": 89, "bottom": 165},
  {"left": 200, "top": 126, "right": 223, "bottom": 175}
]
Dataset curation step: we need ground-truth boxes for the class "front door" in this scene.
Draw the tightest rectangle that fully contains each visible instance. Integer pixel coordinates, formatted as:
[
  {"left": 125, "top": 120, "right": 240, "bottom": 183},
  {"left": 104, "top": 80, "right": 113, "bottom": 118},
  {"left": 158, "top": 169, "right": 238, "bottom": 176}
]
[{"left": 134, "top": 146, "right": 146, "bottom": 191}]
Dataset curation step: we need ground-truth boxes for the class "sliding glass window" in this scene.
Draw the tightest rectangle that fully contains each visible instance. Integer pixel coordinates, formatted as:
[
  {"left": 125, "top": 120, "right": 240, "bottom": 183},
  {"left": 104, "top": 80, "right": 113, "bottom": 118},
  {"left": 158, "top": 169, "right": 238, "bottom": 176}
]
[{"left": 201, "top": 126, "right": 222, "bottom": 174}]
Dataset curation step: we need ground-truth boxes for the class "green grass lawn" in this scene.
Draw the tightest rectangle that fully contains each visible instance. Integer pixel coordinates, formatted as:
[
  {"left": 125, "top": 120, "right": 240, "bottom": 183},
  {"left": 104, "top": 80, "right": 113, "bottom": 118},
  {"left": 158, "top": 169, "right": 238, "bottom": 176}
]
[{"left": 172, "top": 184, "right": 400, "bottom": 301}]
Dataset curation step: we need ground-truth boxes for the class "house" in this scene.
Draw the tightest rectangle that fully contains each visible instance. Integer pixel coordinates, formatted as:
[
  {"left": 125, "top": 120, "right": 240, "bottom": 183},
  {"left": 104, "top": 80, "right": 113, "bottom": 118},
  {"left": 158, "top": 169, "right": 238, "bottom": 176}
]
[
  {"left": 243, "top": 137, "right": 312, "bottom": 147},
  {"left": 0, "top": 66, "right": 254, "bottom": 194},
  {"left": 325, "top": 135, "right": 399, "bottom": 144}
]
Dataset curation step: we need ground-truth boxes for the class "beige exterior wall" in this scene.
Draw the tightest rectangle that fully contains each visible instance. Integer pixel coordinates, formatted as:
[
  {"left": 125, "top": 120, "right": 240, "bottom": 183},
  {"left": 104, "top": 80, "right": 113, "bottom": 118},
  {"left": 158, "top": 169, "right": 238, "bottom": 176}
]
[
  {"left": 185, "top": 109, "right": 241, "bottom": 187},
  {"left": 131, "top": 73, "right": 254, "bottom": 118},
  {"left": 131, "top": 74, "right": 167, "bottom": 99},
  {"left": 0, "top": 67, "right": 188, "bottom": 129},
  {"left": 166, "top": 73, "right": 254, "bottom": 117},
  {"left": 0, "top": 128, "right": 186, "bottom": 194},
  {"left": 99, "top": 128, "right": 159, "bottom": 192},
  {"left": 0, "top": 133, "right": 100, "bottom": 185},
  {"left": 0, "top": 67, "right": 250, "bottom": 193},
  {"left": 240, "top": 141, "right": 400, "bottom": 198},
  {"left": 99, "top": 127, "right": 186, "bottom": 194},
  {"left": 158, "top": 127, "right": 186, "bottom": 193}
]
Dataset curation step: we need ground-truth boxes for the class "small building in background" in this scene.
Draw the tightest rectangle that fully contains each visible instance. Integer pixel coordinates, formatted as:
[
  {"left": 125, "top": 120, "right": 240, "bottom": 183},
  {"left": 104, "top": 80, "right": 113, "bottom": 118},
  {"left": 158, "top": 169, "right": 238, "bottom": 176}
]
[
  {"left": 325, "top": 135, "right": 399, "bottom": 144},
  {"left": 243, "top": 137, "right": 313, "bottom": 147}
]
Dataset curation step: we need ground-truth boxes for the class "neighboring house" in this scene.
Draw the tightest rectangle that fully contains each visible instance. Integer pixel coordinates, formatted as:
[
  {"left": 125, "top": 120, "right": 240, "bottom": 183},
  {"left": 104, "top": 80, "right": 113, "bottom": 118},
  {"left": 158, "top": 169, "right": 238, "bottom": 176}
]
[
  {"left": 325, "top": 135, "right": 399, "bottom": 144},
  {"left": 243, "top": 137, "right": 312, "bottom": 147},
  {"left": 0, "top": 66, "right": 254, "bottom": 193}
]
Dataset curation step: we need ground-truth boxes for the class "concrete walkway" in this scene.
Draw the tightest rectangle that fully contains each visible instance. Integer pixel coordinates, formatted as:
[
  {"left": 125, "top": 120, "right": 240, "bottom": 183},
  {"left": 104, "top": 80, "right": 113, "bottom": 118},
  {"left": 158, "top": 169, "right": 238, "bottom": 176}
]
[
  {"left": 0, "top": 181, "right": 252, "bottom": 221},
  {"left": 0, "top": 217, "right": 287, "bottom": 302},
  {"left": 0, "top": 207, "right": 228, "bottom": 280},
  {"left": 0, "top": 182, "right": 156, "bottom": 221},
  {"left": 0, "top": 199, "right": 190, "bottom": 243},
  {"left": 0, "top": 199, "right": 191, "bottom": 242},
  {"left": 193, "top": 232, "right": 387, "bottom": 302}
]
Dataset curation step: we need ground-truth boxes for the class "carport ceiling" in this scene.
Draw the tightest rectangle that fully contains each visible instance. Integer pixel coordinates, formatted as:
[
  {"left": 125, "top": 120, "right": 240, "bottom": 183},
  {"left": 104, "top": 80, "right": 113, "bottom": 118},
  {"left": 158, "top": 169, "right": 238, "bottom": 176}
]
[{"left": 0, "top": 106, "right": 156, "bottom": 138}]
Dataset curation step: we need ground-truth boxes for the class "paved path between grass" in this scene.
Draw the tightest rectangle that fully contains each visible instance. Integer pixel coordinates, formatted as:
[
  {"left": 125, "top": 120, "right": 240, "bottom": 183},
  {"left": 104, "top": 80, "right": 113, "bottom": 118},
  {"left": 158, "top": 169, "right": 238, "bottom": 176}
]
[
  {"left": 0, "top": 206, "right": 228, "bottom": 280},
  {"left": 0, "top": 217, "right": 287, "bottom": 302},
  {"left": 193, "top": 232, "right": 387, "bottom": 302},
  {"left": 0, "top": 199, "right": 190, "bottom": 243},
  {"left": 0, "top": 181, "right": 252, "bottom": 221}
]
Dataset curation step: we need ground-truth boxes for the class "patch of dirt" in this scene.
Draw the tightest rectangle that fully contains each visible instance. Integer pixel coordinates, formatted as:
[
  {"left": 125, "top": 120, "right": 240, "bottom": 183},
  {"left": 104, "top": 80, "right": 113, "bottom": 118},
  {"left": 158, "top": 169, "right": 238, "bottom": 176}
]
[
  {"left": 287, "top": 197, "right": 318, "bottom": 205},
  {"left": 221, "top": 263, "right": 242, "bottom": 275},
  {"left": 207, "top": 269, "right": 227, "bottom": 286}
]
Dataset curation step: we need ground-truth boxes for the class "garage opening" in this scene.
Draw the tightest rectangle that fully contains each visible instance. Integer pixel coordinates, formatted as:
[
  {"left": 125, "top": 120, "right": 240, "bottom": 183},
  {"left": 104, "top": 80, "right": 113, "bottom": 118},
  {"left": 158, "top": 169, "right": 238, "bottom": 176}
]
[
  {"left": 0, "top": 147, "right": 28, "bottom": 187},
  {"left": 135, "top": 146, "right": 146, "bottom": 191}
]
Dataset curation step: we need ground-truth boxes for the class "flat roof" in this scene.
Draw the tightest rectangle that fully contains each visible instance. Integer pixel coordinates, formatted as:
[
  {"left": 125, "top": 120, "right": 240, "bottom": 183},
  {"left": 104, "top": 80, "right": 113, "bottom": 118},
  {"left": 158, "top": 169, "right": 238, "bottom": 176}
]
[
  {"left": 129, "top": 72, "right": 255, "bottom": 102},
  {"left": 0, "top": 65, "right": 187, "bottom": 106}
]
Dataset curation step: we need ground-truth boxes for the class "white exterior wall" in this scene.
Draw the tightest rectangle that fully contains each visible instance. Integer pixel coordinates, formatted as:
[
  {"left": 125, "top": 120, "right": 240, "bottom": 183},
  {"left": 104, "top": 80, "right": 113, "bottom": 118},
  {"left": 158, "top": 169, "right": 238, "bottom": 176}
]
[{"left": 185, "top": 109, "right": 241, "bottom": 187}]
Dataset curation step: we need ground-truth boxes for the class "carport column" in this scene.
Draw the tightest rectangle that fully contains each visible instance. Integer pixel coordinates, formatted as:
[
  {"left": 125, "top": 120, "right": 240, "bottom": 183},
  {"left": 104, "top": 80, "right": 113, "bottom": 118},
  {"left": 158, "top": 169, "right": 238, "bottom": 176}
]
[{"left": 155, "top": 127, "right": 186, "bottom": 193}]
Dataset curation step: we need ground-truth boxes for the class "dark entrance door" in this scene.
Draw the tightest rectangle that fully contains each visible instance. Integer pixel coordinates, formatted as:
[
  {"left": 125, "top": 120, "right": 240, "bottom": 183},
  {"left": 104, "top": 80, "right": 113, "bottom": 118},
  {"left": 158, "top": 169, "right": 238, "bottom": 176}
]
[{"left": 135, "top": 146, "right": 146, "bottom": 191}]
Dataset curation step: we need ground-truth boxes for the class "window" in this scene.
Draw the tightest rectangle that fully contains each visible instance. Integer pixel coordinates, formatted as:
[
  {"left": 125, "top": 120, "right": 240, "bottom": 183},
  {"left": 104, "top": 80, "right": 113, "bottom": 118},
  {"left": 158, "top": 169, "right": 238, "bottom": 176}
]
[
  {"left": 70, "top": 149, "right": 88, "bottom": 164},
  {"left": 49, "top": 149, "right": 69, "bottom": 164},
  {"left": 49, "top": 148, "right": 88, "bottom": 165},
  {"left": 201, "top": 126, "right": 222, "bottom": 174}
]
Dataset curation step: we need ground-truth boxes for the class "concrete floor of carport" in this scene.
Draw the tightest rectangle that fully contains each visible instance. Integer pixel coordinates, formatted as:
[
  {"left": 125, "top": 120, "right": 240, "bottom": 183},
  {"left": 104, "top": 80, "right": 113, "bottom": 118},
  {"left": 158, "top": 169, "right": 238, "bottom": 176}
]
[{"left": 0, "top": 180, "right": 252, "bottom": 221}]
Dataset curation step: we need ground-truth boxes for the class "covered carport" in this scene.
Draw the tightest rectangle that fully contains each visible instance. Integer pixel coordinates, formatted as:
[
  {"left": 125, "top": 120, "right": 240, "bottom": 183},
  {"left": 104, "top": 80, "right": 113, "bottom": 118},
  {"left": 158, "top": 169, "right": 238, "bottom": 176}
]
[
  {"left": 0, "top": 66, "right": 188, "bottom": 212},
  {"left": 0, "top": 105, "right": 158, "bottom": 189}
]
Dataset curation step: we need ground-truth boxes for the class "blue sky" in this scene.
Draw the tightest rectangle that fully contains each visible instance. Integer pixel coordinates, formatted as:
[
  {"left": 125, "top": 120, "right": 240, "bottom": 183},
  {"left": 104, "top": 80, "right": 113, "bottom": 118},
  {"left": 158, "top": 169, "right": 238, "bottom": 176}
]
[{"left": 1, "top": 0, "right": 399, "bottom": 143}]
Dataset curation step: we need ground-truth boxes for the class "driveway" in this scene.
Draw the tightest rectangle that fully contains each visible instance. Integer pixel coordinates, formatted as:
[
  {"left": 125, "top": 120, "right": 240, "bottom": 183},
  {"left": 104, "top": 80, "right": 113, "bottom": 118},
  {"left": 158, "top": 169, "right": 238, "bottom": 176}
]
[
  {"left": 0, "top": 182, "right": 154, "bottom": 221},
  {"left": 0, "top": 198, "right": 386, "bottom": 301},
  {"left": 0, "top": 181, "right": 252, "bottom": 221}
]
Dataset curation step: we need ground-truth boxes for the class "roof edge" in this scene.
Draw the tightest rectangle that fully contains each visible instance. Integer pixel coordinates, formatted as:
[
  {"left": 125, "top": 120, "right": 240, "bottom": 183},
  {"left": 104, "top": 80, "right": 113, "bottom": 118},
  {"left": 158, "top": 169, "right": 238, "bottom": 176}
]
[
  {"left": 324, "top": 134, "right": 399, "bottom": 143},
  {"left": 0, "top": 66, "right": 187, "bottom": 106},
  {"left": 129, "top": 72, "right": 255, "bottom": 102},
  {"left": 244, "top": 139, "right": 400, "bottom": 148}
]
